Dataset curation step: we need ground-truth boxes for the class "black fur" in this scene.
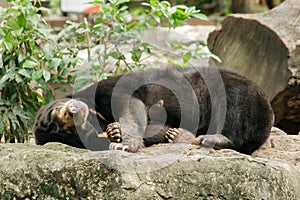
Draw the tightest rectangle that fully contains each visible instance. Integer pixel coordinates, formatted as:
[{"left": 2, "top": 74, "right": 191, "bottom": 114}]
[{"left": 65, "top": 66, "right": 274, "bottom": 154}]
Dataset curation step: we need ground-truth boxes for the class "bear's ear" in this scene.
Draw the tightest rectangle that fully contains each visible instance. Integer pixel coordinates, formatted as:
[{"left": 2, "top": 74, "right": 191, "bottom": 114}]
[{"left": 50, "top": 108, "right": 59, "bottom": 119}]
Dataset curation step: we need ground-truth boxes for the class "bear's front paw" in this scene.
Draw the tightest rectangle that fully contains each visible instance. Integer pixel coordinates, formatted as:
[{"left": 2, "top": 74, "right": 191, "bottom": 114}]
[
  {"left": 106, "top": 122, "right": 122, "bottom": 143},
  {"left": 109, "top": 140, "right": 144, "bottom": 153}
]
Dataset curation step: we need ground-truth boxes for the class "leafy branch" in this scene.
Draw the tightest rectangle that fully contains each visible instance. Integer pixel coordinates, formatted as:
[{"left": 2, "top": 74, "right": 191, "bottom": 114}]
[{"left": 0, "top": 0, "right": 79, "bottom": 142}]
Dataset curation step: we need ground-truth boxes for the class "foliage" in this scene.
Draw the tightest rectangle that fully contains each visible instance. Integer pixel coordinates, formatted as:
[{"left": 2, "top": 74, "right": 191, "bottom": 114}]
[
  {"left": 0, "top": 0, "right": 78, "bottom": 142},
  {"left": 58, "top": 0, "right": 216, "bottom": 90},
  {"left": 141, "top": 0, "right": 207, "bottom": 28},
  {"left": 170, "top": 42, "right": 221, "bottom": 66},
  {"left": 167, "top": 0, "right": 220, "bottom": 14}
]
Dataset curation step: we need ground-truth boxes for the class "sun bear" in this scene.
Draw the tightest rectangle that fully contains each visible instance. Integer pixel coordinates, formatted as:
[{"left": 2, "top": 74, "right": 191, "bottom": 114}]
[{"left": 60, "top": 66, "right": 274, "bottom": 154}]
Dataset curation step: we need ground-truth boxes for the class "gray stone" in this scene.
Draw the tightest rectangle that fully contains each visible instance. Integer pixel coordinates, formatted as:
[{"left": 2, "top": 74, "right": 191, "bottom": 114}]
[
  {"left": 0, "top": 142, "right": 299, "bottom": 199},
  {"left": 76, "top": 25, "right": 216, "bottom": 71}
]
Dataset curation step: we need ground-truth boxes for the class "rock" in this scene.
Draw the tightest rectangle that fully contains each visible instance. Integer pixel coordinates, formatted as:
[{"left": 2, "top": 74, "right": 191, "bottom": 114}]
[
  {"left": 0, "top": 142, "right": 299, "bottom": 199},
  {"left": 76, "top": 25, "right": 216, "bottom": 73},
  {"left": 141, "top": 25, "right": 217, "bottom": 48},
  {"left": 252, "top": 127, "right": 300, "bottom": 167}
]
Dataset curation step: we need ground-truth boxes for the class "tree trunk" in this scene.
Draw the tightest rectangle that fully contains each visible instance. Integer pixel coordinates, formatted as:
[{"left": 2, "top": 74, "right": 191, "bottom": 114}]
[{"left": 207, "top": 0, "right": 300, "bottom": 134}]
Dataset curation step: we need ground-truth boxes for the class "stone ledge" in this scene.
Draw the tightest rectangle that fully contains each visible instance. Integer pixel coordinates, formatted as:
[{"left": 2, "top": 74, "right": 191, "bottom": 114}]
[{"left": 0, "top": 142, "right": 299, "bottom": 199}]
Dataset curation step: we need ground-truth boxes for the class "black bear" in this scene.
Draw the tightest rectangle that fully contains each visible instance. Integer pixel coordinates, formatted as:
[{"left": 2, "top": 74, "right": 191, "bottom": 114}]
[{"left": 61, "top": 66, "right": 274, "bottom": 154}]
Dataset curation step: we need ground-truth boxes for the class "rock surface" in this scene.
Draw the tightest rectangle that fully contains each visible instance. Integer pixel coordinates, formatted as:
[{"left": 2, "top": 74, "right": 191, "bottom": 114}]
[
  {"left": 252, "top": 127, "right": 300, "bottom": 166},
  {"left": 0, "top": 129, "right": 299, "bottom": 199}
]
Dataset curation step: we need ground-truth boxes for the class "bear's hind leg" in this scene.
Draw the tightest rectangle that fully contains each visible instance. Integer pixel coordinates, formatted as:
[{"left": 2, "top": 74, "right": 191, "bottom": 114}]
[
  {"left": 163, "top": 129, "right": 234, "bottom": 151},
  {"left": 165, "top": 128, "right": 195, "bottom": 143}
]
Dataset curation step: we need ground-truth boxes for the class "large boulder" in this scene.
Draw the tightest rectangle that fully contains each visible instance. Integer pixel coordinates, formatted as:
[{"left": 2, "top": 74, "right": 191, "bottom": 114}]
[{"left": 0, "top": 136, "right": 299, "bottom": 199}]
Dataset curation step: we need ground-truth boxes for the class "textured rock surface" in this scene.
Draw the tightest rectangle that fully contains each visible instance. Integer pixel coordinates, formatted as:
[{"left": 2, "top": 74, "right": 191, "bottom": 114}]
[
  {"left": 252, "top": 127, "right": 300, "bottom": 167},
  {"left": 0, "top": 139, "right": 299, "bottom": 199}
]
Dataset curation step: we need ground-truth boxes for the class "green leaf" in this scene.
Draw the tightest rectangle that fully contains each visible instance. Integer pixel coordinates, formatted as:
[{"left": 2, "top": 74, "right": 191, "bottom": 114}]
[
  {"left": 37, "top": 7, "right": 50, "bottom": 13},
  {"left": 18, "top": 51, "right": 26, "bottom": 63},
  {"left": 12, "top": 104, "right": 27, "bottom": 119},
  {"left": 172, "top": 8, "right": 191, "bottom": 27},
  {"left": 23, "top": 60, "right": 38, "bottom": 69},
  {"left": 4, "top": 37, "right": 13, "bottom": 51},
  {"left": 15, "top": 74, "right": 23, "bottom": 83},
  {"left": 0, "top": 70, "right": 13, "bottom": 86},
  {"left": 42, "top": 69, "right": 51, "bottom": 82},
  {"left": 141, "top": 2, "right": 150, "bottom": 7},
  {"left": 31, "top": 70, "right": 43, "bottom": 80},
  {"left": 38, "top": 27, "right": 53, "bottom": 39},
  {"left": 174, "top": 9, "right": 190, "bottom": 20},
  {"left": 43, "top": 43, "right": 55, "bottom": 60},
  {"left": 48, "top": 58, "right": 61, "bottom": 70},
  {"left": 17, "top": 13, "right": 27, "bottom": 27},
  {"left": 59, "top": 67, "right": 69, "bottom": 76},
  {"left": 0, "top": 99, "right": 9, "bottom": 106},
  {"left": 175, "top": 5, "right": 188, "bottom": 10},
  {"left": 191, "top": 13, "right": 208, "bottom": 20},
  {"left": 10, "top": 93, "right": 17, "bottom": 102},
  {"left": 152, "top": 12, "right": 162, "bottom": 24},
  {"left": 92, "top": 65, "right": 101, "bottom": 71},
  {"left": 18, "top": 69, "right": 30, "bottom": 78},
  {"left": 114, "top": 0, "right": 130, "bottom": 6},
  {"left": 109, "top": 51, "right": 121, "bottom": 59},
  {"left": 167, "top": 7, "right": 177, "bottom": 15},
  {"left": 131, "top": 48, "right": 142, "bottom": 62},
  {"left": 119, "top": 5, "right": 128, "bottom": 12},
  {"left": 9, "top": 59, "right": 16, "bottom": 68},
  {"left": 28, "top": 11, "right": 39, "bottom": 27},
  {"left": 149, "top": 0, "right": 158, "bottom": 7},
  {"left": 79, "top": 35, "right": 86, "bottom": 43},
  {"left": 12, "top": 27, "right": 24, "bottom": 36},
  {"left": 44, "top": 89, "right": 55, "bottom": 104},
  {"left": 183, "top": 52, "right": 192, "bottom": 63},
  {"left": 8, "top": 111, "right": 19, "bottom": 130}
]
